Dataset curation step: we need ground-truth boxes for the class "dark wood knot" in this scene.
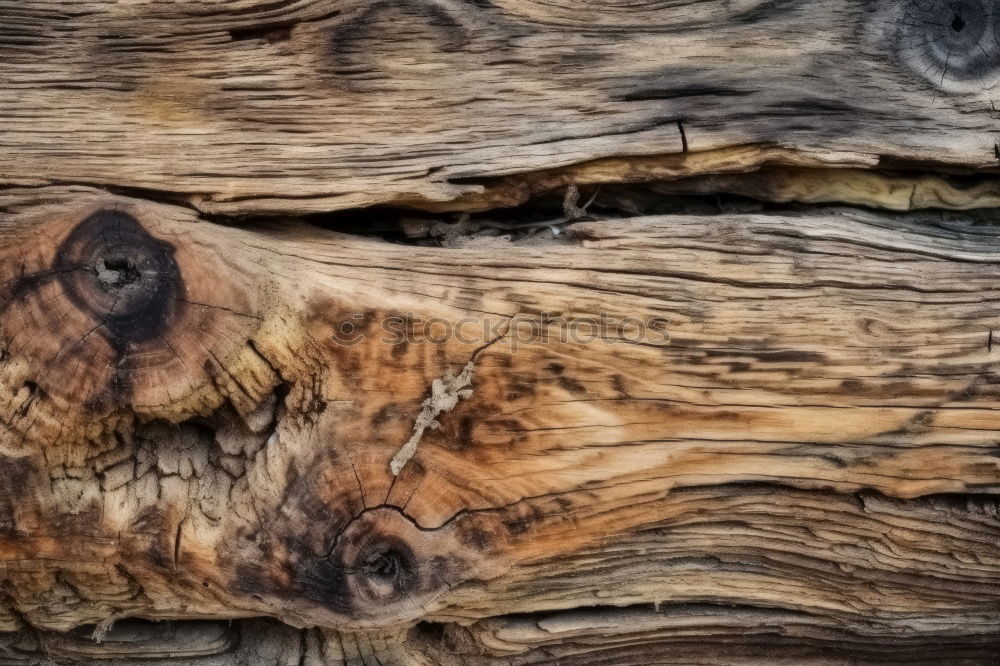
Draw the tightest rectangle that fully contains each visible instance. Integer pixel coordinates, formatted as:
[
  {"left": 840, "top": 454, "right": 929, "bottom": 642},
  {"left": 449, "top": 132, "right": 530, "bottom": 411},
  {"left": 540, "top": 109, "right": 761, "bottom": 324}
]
[
  {"left": 295, "top": 507, "right": 472, "bottom": 622},
  {"left": 55, "top": 210, "right": 181, "bottom": 346},
  {"left": 332, "top": 508, "right": 446, "bottom": 613},
  {"left": 893, "top": 0, "right": 998, "bottom": 89},
  {"left": 353, "top": 536, "right": 419, "bottom": 603}
]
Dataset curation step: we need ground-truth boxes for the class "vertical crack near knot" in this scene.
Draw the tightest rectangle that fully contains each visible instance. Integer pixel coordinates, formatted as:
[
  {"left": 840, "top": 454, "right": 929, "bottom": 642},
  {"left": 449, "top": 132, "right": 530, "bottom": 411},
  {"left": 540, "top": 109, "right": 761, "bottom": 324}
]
[{"left": 173, "top": 516, "right": 186, "bottom": 568}]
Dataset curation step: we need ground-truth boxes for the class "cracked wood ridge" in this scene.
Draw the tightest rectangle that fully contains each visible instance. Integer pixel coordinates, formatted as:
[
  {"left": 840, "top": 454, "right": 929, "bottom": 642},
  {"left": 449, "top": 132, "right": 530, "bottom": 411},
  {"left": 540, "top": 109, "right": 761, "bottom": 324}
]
[{"left": 4, "top": 0, "right": 1000, "bottom": 663}]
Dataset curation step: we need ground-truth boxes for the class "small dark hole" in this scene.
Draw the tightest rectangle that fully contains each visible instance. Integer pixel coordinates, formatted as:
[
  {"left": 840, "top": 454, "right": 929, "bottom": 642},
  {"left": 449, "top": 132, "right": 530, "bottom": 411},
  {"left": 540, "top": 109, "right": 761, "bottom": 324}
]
[
  {"left": 361, "top": 549, "right": 403, "bottom": 582},
  {"left": 413, "top": 621, "right": 446, "bottom": 642},
  {"left": 951, "top": 13, "right": 966, "bottom": 32},
  {"left": 95, "top": 256, "right": 141, "bottom": 290}
]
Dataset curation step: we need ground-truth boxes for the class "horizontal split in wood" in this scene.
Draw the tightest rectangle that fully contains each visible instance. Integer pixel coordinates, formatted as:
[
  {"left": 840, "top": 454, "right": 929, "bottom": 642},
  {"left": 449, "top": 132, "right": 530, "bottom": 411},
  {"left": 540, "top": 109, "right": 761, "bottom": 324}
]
[
  {"left": 6, "top": 602, "right": 1000, "bottom": 665},
  {"left": 652, "top": 165, "right": 1000, "bottom": 214},
  {"left": 418, "top": 603, "right": 1000, "bottom": 665}
]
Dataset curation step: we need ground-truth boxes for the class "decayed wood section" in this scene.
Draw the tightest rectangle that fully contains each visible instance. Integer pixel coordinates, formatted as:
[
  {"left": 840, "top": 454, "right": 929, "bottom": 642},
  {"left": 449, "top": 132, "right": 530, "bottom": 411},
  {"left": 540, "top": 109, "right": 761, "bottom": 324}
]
[
  {"left": 4, "top": 0, "right": 1000, "bottom": 213},
  {"left": 2, "top": 187, "right": 1000, "bottom": 661}
]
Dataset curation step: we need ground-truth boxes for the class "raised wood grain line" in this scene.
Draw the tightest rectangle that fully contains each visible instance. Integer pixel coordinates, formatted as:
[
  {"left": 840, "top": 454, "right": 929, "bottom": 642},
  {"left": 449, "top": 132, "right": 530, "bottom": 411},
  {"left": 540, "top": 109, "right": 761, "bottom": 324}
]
[{"left": 5, "top": 613, "right": 1000, "bottom": 664}]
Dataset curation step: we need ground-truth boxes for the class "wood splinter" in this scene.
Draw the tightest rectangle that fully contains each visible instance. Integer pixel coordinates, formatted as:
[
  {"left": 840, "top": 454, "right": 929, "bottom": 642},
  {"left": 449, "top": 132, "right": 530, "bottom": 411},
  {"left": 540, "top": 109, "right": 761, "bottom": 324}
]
[{"left": 390, "top": 361, "right": 476, "bottom": 476}]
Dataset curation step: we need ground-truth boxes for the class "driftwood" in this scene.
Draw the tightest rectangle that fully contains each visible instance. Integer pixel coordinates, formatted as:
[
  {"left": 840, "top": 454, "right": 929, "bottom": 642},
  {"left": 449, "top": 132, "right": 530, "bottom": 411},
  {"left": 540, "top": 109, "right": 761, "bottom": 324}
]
[{"left": 4, "top": 0, "right": 1000, "bottom": 663}]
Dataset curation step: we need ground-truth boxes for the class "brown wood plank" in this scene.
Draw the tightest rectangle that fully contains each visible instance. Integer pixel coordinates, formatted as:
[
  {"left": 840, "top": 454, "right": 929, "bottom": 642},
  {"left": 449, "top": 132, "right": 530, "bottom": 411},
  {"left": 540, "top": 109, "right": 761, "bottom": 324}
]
[
  {"left": 3, "top": 1, "right": 1000, "bottom": 212},
  {"left": 5, "top": 607, "right": 1000, "bottom": 664},
  {"left": 1, "top": 189, "right": 999, "bottom": 661}
]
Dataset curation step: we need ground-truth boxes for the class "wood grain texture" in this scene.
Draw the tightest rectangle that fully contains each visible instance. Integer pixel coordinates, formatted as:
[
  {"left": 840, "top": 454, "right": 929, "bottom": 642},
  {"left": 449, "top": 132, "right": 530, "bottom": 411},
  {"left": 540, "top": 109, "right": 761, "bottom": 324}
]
[
  {"left": 652, "top": 166, "right": 1000, "bottom": 212},
  {"left": 5, "top": 611, "right": 1000, "bottom": 665},
  {"left": 1, "top": 188, "right": 1000, "bottom": 661},
  {"left": 3, "top": 0, "right": 1000, "bottom": 212}
]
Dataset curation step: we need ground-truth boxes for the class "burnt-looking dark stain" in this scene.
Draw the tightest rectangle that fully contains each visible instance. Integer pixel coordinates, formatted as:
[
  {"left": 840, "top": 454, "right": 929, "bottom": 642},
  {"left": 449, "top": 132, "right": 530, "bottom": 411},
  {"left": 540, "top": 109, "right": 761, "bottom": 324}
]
[
  {"left": 128, "top": 505, "right": 176, "bottom": 570},
  {"left": 391, "top": 337, "right": 410, "bottom": 360},
  {"left": 295, "top": 557, "right": 351, "bottom": 615},
  {"left": 875, "top": 409, "right": 936, "bottom": 439},
  {"left": 457, "top": 525, "right": 491, "bottom": 551},
  {"left": 505, "top": 516, "right": 531, "bottom": 535},
  {"left": 840, "top": 378, "right": 864, "bottom": 392},
  {"left": 753, "top": 350, "right": 826, "bottom": 364},
  {"left": 371, "top": 403, "right": 400, "bottom": 428},
  {"left": 457, "top": 415, "right": 476, "bottom": 449},
  {"left": 610, "top": 374, "right": 629, "bottom": 398},
  {"left": 228, "top": 23, "right": 296, "bottom": 44},
  {"left": 557, "top": 375, "right": 587, "bottom": 395},
  {"left": 54, "top": 210, "right": 182, "bottom": 348},
  {"left": 505, "top": 377, "right": 536, "bottom": 401},
  {"left": 1, "top": 269, "right": 53, "bottom": 316}
]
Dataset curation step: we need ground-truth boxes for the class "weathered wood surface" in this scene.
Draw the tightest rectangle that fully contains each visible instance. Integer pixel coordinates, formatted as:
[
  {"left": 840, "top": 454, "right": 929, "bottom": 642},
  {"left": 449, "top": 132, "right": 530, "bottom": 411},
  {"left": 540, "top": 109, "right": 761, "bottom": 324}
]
[
  {"left": 2, "top": 188, "right": 1000, "bottom": 661},
  {"left": 7, "top": 0, "right": 1000, "bottom": 660},
  {"left": 5, "top": 611, "right": 1000, "bottom": 665},
  {"left": 4, "top": 0, "right": 1000, "bottom": 212}
]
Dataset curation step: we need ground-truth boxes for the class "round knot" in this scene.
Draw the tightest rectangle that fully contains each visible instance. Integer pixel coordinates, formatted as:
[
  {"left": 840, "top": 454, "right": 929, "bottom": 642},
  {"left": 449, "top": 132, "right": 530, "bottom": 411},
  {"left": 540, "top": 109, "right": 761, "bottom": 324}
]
[
  {"left": 353, "top": 537, "right": 419, "bottom": 603},
  {"left": 55, "top": 210, "right": 181, "bottom": 345},
  {"left": 891, "top": 0, "right": 999, "bottom": 90},
  {"left": 292, "top": 507, "right": 479, "bottom": 622}
]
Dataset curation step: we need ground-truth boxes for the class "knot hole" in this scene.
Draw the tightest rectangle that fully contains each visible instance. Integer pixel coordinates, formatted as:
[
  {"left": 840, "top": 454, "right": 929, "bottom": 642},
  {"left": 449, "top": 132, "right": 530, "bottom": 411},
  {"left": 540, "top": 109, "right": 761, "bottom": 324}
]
[
  {"left": 95, "top": 255, "right": 141, "bottom": 291},
  {"left": 360, "top": 548, "right": 406, "bottom": 584}
]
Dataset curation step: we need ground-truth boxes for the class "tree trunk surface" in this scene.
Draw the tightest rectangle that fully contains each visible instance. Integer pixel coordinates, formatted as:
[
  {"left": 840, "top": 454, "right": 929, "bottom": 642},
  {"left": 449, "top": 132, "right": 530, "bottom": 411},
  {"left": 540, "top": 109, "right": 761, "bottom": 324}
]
[{"left": 3, "top": 0, "right": 1000, "bottom": 663}]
